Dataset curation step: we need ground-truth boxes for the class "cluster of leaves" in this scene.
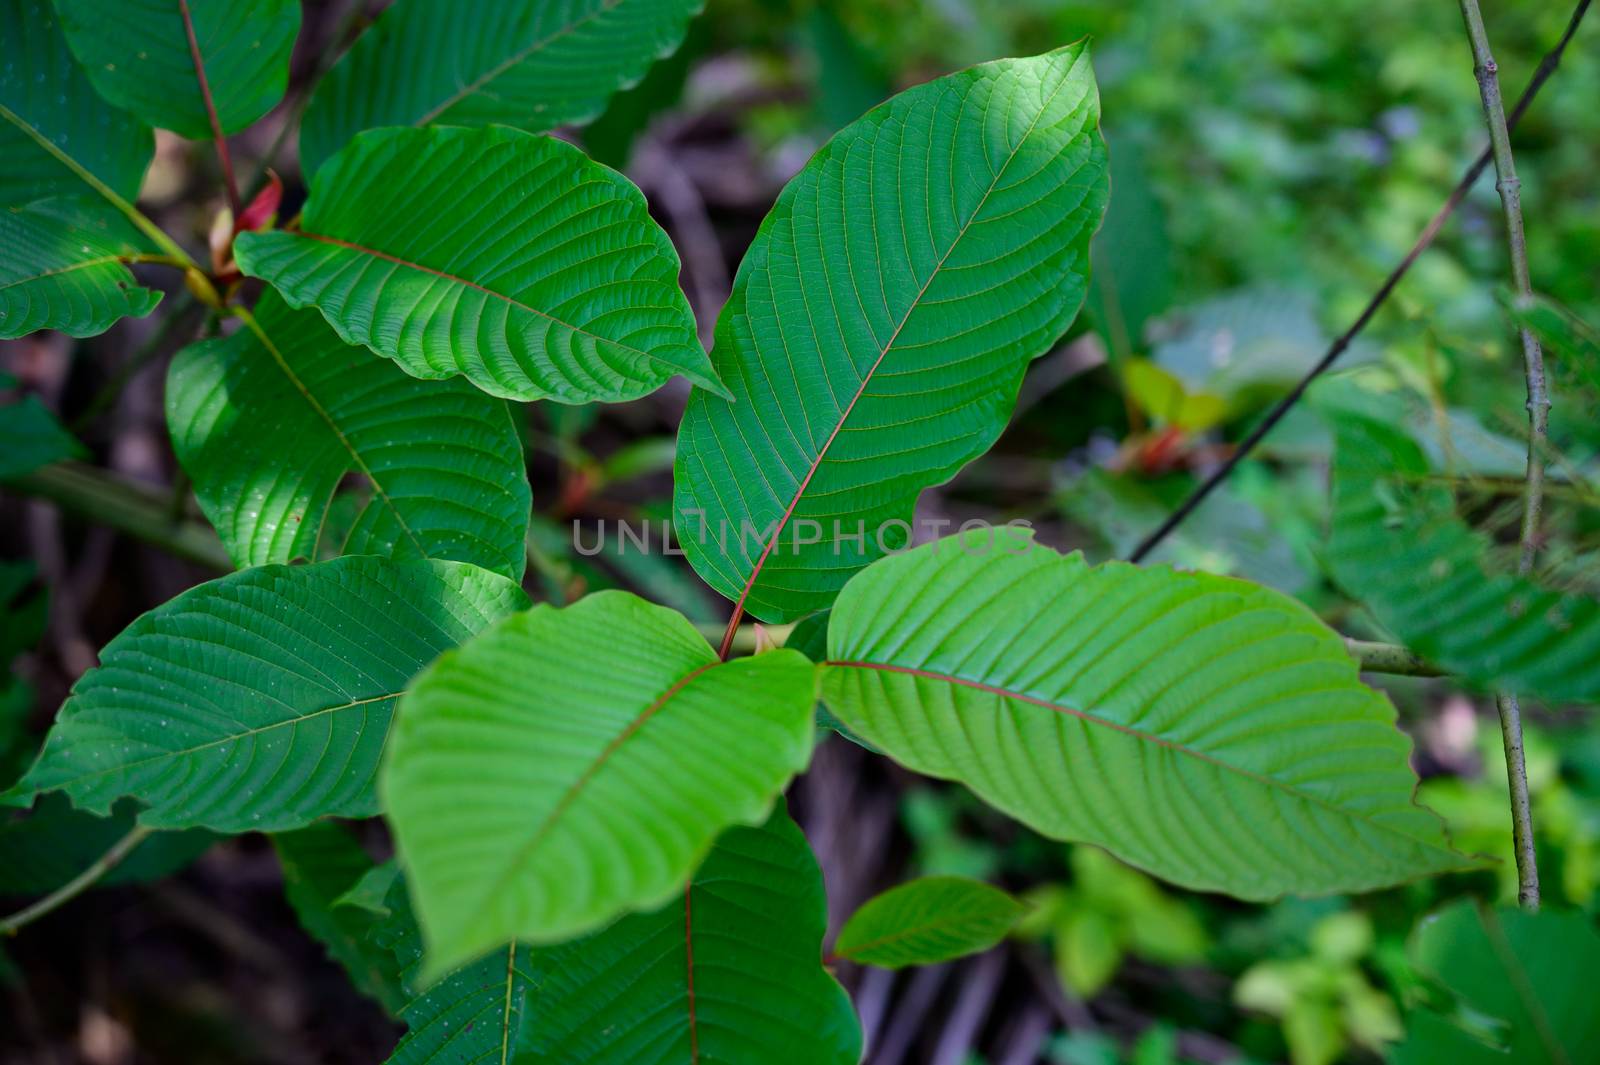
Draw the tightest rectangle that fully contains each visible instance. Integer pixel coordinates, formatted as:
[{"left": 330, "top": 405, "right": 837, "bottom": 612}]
[{"left": 3, "top": 0, "right": 1600, "bottom": 1062}]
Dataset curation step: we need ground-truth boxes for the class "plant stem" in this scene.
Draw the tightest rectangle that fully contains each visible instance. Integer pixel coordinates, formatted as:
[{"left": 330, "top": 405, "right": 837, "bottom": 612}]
[
  {"left": 1343, "top": 639, "right": 1445, "bottom": 677},
  {"left": 0, "top": 825, "right": 152, "bottom": 936},
  {"left": 4, "top": 462, "right": 231, "bottom": 571},
  {"left": 1127, "top": 0, "right": 1590, "bottom": 563},
  {"left": 1460, "top": 0, "right": 1548, "bottom": 913},
  {"left": 696, "top": 621, "right": 795, "bottom": 655},
  {"left": 178, "top": 0, "right": 241, "bottom": 218}
]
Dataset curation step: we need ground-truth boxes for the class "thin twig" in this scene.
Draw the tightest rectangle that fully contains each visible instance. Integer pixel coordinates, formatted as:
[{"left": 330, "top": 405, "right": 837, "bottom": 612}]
[
  {"left": 0, "top": 826, "right": 152, "bottom": 936},
  {"left": 1127, "top": 0, "right": 1590, "bottom": 563},
  {"left": 178, "top": 0, "right": 241, "bottom": 218},
  {"left": 1344, "top": 638, "right": 1446, "bottom": 677},
  {"left": 1459, "top": 0, "right": 1547, "bottom": 913},
  {"left": 4, "top": 462, "right": 231, "bottom": 570}
]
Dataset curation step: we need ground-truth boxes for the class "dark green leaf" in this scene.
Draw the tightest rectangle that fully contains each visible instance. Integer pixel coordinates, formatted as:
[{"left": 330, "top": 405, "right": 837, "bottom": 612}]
[
  {"left": 833, "top": 875, "right": 1025, "bottom": 968},
  {"left": 0, "top": 200, "right": 160, "bottom": 338},
  {"left": 0, "top": 794, "right": 214, "bottom": 895}
]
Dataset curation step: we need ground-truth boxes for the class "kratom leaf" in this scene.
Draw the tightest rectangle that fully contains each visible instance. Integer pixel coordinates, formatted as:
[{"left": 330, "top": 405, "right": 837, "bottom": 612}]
[
  {"left": 167, "top": 291, "right": 530, "bottom": 580},
  {"left": 1, "top": 200, "right": 160, "bottom": 338},
  {"left": 383, "top": 590, "right": 816, "bottom": 977},
  {"left": 273, "top": 823, "right": 409, "bottom": 1014},
  {"left": 833, "top": 875, "right": 1025, "bottom": 968},
  {"left": 0, "top": 0, "right": 152, "bottom": 209},
  {"left": 54, "top": 0, "right": 300, "bottom": 139},
  {"left": 818, "top": 527, "right": 1472, "bottom": 899},
  {"left": 0, "top": 794, "right": 214, "bottom": 894},
  {"left": 236, "top": 126, "right": 722, "bottom": 405},
  {"left": 10, "top": 557, "right": 527, "bottom": 832},
  {"left": 1321, "top": 392, "right": 1600, "bottom": 704},
  {"left": 0, "top": 392, "right": 85, "bottom": 479},
  {"left": 674, "top": 42, "right": 1108, "bottom": 624},
  {"left": 1391, "top": 901, "right": 1600, "bottom": 1064},
  {"left": 511, "top": 808, "right": 861, "bottom": 1063},
  {"left": 297, "top": 0, "right": 703, "bottom": 177}
]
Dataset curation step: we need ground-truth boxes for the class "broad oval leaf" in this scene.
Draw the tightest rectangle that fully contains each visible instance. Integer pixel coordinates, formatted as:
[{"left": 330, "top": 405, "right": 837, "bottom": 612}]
[
  {"left": 674, "top": 42, "right": 1108, "bottom": 623},
  {"left": 298, "top": 0, "right": 702, "bottom": 177},
  {"left": 513, "top": 808, "right": 862, "bottom": 1064},
  {"left": 833, "top": 875, "right": 1025, "bottom": 968},
  {"left": 1391, "top": 901, "right": 1600, "bottom": 1064},
  {"left": 167, "top": 290, "right": 531, "bottom": 580},
  {"left": 383, "top": 590, "right": 816, "bottom": 977},
  {"left": 818, "top": 527, "right": 1473, "bottom": 900},
  {"left": 1321, "top": 391, "right": 1600, "bottom": 704},
  {"left": 54, "top": 0, "right": 300, "bottom": 138},
  {"left": 236, "top": 125, "right": 723, "bottom": 405},
  {"left": 11, "top": 557, "right": 527, "bottom": 833},
  {"left": 1, "top": 200, "right": 160, "bottom": 338},
  {"left": 0, "top": 0, "right": 152, "bottom": 208}
]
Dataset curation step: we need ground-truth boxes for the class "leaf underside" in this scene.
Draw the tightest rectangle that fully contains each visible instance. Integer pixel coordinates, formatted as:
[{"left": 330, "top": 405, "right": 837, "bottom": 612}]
[
  {"left": 54, "top": 0, "right": 300, "bottom": 138},
  {"left": 820, "top": 528, "right": 1473, "bottom": 900},
  {"left": 1322, "top": 397, "right": 1600, "bottom": 704},
  {"left": 383, "top": 590, "right": 816, "bottom": 978},
  {"left": 237, "top": 125, "right": 721, "bottom": 405},
  {"left": 167, "top": 290, "right": 531, "bottom": 580},
  {"left": 13, "top": 557, "right": 527, "bottom": 833},
  {"left": 674, "top": 42, "right": 1109, "bottom": 623},
  {"left": 298, "top": 0, "right": 703, "bottom": 177}
]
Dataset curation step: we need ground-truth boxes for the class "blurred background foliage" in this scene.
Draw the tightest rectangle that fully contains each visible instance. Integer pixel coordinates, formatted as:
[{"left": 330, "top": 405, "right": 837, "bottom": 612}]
[{"left": 2, "top": 0, "right": 1597, "bottom": 1062}]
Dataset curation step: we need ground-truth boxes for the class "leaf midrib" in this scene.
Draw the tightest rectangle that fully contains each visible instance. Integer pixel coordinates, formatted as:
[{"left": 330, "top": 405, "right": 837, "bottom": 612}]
[
  {"left": 725, "top": 63, "right": 1078, "bottom": 613},
  {"left": 412, "top": 0, "right": 625, "bottom": 127},
  {"left": 0, "top": 253, "right": 124, "bottom": 291},
  {"left": 242, "top": 309, "right": 428, "bottom": 557},
  {"left": 40, "top": 690, "right": 394, "bottom": 794},
  {"left": 825, "top": 659, "right": 1459, "bottom": 857},
  {"left": 275, "top": 230, "right": 672, "bottom": 368},
  {"left": 837, "top": 904, "right": 1010, "bottom": 961},
  {"left": 469, "top": 658, "right": 721, "bottom": 917}
]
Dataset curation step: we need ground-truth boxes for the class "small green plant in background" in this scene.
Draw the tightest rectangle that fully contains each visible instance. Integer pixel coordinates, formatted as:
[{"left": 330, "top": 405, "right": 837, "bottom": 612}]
[{"left": 2, "top": 0, "right": 1598, "bottom": 1061}]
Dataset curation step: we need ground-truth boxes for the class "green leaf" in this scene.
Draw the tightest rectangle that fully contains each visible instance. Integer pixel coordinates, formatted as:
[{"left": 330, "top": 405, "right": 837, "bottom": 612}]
[
  {"left": 236, "top": 126, "right": 722, "bottom": 405},
  {"left": 673, "top": 43, "right": 1108, "bottom": 623},
  {"left": 383, "top": 590, "right": 817, "bottom": 978},
  {"left": 512, "top": 808, "right": 861, "bottom": 1064},
  {"left": 11, "top": 557, "right": 527, "bottom": 832},
  {"left": 1056, "top": 907, "right": 1121, "bottom": 997},
  {"left": 167, "top": 291, "right": 530, "bottom": 579},
  {"left": 0, "top": 794, "right": 214, "bottom": 894},
  {"left": 1391, "top": 901, "right": 1600, "bottom": 1065},
  {"left": 1321, "top": 393, "right": 1600, "bottom": 704},
  {"left": 297, "top": 0, "right": 703, "bottom": 177},
  {"left": 54, "top": 0, "right": 300, "bottom": 139},
  {"left": 1, "top": 200, "right": 160, "bottom": 338},
  {"left": 832, "top": 875, "right": 1025, "bottom": 968},
  {"left": 273, "top": 823, "right": 409, "bottom": 1014},
  {"left": 818, "top": 527, "right": 1472, "bottom": 900},
  {"left": 0, "top": 0, "right": 152, "bottom": 209},
  {"left": 0, "top": 392, "right": 85, "bottom": 479}
]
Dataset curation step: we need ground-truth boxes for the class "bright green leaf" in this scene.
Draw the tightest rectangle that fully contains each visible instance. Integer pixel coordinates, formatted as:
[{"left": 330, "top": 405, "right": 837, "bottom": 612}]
[
  {"left": 833, "top": 875, "right": 1025, "bottom": 968},
  {"left": 273, "top": 823, "right": 409, "bottom": 1014},
  {"left": 819, "top": 527, "right": 1472, "bottom": 899},
  {"left": 673, "top": 42, "right": 1108, "bottom": 623},
  {"left": 167, "top": 291, "right": 530, "bottom": 579},
  {"left": 1, "top": 200, "right": 160, "bottom": 338},
  {"left": 11, "top": 557, "right": 527, "bottom": 832},
  {"left": 0, "top": 0, "right": 152, "bottom": 209},
  {"left": 383, "top": 591, "right": 816, "bottom": 977},
  {"left": 1056, "top": 907, "right": 1121, "bottom": 997},
  {"left": 54, "top": 0, "right": 299, "bottom": 138},
  {"left": 297, "top": 0, "right": 702, "bottom": 177},
  {"left": 236, "top": 126, "right": 722, "bottom": 405},
  {"left": 1321, "top": 391, "right": 1600, "bottom": 704},
  {"left": 1391, "top": 901, "right": 1600, "bottom": 1065}
]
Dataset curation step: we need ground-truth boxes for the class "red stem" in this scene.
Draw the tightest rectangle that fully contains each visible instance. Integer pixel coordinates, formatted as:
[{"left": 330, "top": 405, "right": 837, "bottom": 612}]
[{"left": 178, "top": 0, "right": 242, "bottom": 219}]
